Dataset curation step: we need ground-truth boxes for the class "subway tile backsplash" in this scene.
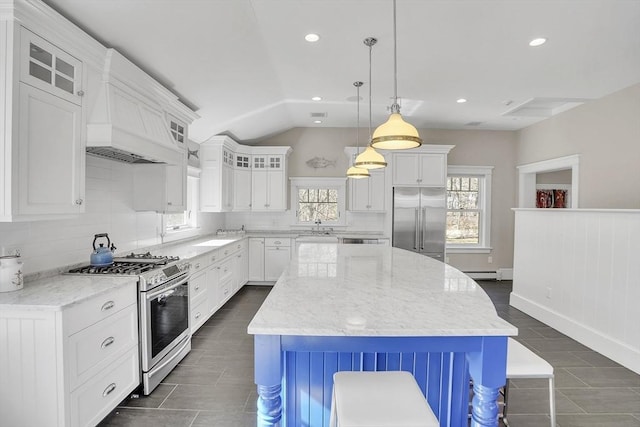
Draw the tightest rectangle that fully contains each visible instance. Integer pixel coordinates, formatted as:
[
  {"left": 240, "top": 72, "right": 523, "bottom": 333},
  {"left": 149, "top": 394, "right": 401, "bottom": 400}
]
[{"left": 0, "top": 156, "right": 219, "bottom": 276}]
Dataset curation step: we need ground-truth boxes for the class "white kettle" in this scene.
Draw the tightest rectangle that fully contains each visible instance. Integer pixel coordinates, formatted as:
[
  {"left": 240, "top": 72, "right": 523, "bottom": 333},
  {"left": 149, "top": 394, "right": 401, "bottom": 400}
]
[{"left": 0, "top": 255, "right": 23, "bottom": 293}]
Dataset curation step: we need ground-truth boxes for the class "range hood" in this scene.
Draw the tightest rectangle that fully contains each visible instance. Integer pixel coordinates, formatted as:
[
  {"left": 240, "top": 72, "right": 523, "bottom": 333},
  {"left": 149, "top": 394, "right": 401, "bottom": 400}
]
[{"left": 86, "top": 50, "right": 183, "bottom": 165}]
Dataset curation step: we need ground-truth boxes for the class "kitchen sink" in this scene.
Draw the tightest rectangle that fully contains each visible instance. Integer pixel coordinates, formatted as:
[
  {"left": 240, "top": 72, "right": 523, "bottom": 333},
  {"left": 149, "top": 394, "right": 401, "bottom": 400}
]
[
  {"left": 194, "top": 239, "right": 237, "bottom": 247},
  {"left": 296, "top": 235, "right": 339, "bottom": 243}
]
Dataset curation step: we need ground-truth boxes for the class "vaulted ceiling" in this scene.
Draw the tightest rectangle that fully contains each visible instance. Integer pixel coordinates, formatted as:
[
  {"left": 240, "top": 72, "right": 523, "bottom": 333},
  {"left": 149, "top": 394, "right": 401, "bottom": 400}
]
[{"left": 42, "top": 0, "right": 640, "bottom": 143}]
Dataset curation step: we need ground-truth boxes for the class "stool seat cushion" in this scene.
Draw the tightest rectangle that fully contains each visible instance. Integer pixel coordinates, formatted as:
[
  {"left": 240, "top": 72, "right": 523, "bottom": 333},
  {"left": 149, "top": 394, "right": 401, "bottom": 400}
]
[
  {"left": 507, "top": 338, "right": 554, "bottom": 378},
  {"left": 333, "top": 371, "right": 439, "bottom": 427}
]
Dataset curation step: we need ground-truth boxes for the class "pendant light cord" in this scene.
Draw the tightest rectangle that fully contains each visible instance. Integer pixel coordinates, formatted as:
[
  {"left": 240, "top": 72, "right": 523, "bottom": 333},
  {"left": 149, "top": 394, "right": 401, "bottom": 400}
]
[
  {"left": 391, "top": 0, "right": 400, "bottom": 114},
  {"left": 368, "top": 42, "right": 373, "bottom": 140}
]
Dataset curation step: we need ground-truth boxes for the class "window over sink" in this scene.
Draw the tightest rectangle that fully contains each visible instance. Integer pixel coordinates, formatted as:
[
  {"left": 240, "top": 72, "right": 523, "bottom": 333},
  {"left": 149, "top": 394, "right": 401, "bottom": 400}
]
[{"left": 290, "top": 177, "right": 346, "bottom": 226}]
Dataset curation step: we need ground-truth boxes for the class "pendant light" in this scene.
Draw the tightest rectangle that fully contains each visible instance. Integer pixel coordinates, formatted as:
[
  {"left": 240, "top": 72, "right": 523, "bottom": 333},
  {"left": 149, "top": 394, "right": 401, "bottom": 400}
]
[
  {"left": 371, "top": 0, "right": 422, "bottom": 150},
  {"left": 354, "top": 37, "right": 388, "bottom": 169},
  {"left": 346, "top": 81, "right": 370, "bottom": 179}
]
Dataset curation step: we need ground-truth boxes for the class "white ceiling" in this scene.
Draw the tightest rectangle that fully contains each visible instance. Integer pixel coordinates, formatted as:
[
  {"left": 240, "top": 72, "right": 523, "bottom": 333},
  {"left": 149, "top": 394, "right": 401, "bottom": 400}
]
[{"left": 42, "top": 0, "right": 640, "bottom": 143}]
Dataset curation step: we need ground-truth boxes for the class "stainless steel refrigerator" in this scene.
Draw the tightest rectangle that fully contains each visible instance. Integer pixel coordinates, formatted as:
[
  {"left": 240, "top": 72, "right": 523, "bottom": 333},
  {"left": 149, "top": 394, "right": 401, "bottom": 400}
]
[{"left": 392, "top": 187, "right": 446, "bottom": 261}]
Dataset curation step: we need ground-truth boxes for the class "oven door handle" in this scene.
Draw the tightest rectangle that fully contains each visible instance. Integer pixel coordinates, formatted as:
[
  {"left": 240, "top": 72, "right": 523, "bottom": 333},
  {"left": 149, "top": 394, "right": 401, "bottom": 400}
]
[
  {"left": 147, "top": 336, "right": 191, "bottom": 380},
  {"left": 146, "top": 274, "right": 189, "bottom": 300}
]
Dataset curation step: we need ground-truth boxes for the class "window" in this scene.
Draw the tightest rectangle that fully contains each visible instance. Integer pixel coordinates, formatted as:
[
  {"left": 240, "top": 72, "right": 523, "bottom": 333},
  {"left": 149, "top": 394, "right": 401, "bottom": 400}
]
[
  {"left": 290, "top": 177, "right": 346, "bottom": 226},
  {"left": 298, "top": 188, "right": 339, "bottom": 222},
  {"left": 446, "top": 166, "right": 493, "bottom": 253}
]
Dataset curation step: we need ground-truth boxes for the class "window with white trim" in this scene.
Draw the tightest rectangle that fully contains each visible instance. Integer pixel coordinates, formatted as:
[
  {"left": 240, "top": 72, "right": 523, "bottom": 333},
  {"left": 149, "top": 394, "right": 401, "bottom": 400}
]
[
  {"left": 290, "top": 177, "right": 346, "bottom": 226},
  {"left": 446, "top": 166, "right": 493, "bottom": 253}
]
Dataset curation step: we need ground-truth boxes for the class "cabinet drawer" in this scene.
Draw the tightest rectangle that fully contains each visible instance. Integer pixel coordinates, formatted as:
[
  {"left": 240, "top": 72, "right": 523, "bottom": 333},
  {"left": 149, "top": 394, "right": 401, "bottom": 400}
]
[
  {"left": 67, "top": 304, "right": 138, "bottom": 390},
  {"left": 265, "top": 237, "right": 290, "bottom": 247},
  {"left": 69, "top": 347, "right": 139, "bottom": 427},
  {"left": 64, "top": 282, "right": 137, "bottom": 336},
  {"left": 207, "top": 249, "right": 220, "bottom": 264},
  {"left": 218, "top": 276, "right": 233, "bottom": 305},
  {"left": 189, "top": 270, "right": 207, "bottom": 302},
  {"left": 190, "top": 297, "right": 208, "bottom": 333},
  {"left": 190, "top": 255, "right": 208, "bottom": 273},
  {"left": 217, "top": 258, "right": 234, "bottom": 282}
]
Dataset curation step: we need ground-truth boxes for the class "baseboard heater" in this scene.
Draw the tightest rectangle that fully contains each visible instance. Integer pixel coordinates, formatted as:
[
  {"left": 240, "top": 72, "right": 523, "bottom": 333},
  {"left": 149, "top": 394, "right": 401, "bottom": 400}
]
[{"left": 464, "top": 269, "right": 513, "bottom": 281}]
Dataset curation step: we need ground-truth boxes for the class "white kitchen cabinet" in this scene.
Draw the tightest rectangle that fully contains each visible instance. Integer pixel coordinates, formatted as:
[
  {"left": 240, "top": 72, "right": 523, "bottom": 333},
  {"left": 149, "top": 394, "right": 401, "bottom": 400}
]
[
  {"left": 264, "top": 238, "right": 291, "bottom": 281},
  {"left": 1, "top": 26, "right": 86, "bottom": 221},
  {"left": 0, "top": 282, "right": 139, "bottom": 427},
  {"left": 200, "top": 139, "right": 234, "bottom": 212},
  {"left": 248, "top": 238, "right": 266, "bottom": 281},
  {"left": 248, "top": 237, "right": 291, "bottom": 282},
  {"left": 132, "top": 153, "right": 187, "bottom": 212},
  {"left": 189, "top": 258, "right": 209, "bottom": 333},
  {"left": 234, "top": 153, "right": 252, "bottom": 211},
  {"left": 392, "top": 153, "right": 448, "bottom": 187},
  {"left": 349, "top": 169, "right": 386, "bottom": 211},
  {"left": 232, "top": 239, "right": 249, "bottom": 291},
  {"left": 251, "top": 151, "right": 290, "bottom": 211}
]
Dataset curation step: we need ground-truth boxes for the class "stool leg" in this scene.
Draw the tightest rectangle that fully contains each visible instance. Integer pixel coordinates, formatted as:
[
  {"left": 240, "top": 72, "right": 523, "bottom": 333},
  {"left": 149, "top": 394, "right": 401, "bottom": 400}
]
[
  {"left": 549, "top": 376, "right": 556, "bottom": 427},
  {"left": 329, "top": 386, "right": 337, "bottom": 427},
  {"left": 502, "top": 381, "right": 510, "bottom": 427}
]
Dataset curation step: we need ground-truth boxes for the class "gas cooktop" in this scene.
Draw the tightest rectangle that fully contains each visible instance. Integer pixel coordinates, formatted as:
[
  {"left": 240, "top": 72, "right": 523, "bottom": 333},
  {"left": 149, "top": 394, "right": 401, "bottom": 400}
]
[{"left": 68, "top": 253, "right": 180, "bottom": 275}]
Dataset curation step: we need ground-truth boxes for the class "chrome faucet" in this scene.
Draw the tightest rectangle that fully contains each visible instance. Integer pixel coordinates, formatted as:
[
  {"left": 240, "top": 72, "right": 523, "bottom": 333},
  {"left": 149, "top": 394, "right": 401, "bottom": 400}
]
[{"left": 314, "top": 219, "right": 322, "bottom": 233}]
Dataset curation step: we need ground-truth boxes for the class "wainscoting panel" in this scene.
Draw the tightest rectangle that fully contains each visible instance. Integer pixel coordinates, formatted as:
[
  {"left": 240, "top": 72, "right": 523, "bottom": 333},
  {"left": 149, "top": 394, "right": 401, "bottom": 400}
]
[{"left": 511, "top": 208, "right": 640, "bottom": 374}]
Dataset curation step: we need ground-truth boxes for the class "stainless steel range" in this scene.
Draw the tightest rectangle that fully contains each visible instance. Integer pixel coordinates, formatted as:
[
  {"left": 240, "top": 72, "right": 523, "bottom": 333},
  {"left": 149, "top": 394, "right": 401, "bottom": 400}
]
[{"left": 68, "top": 252, "right": 192, "bottom": 394}]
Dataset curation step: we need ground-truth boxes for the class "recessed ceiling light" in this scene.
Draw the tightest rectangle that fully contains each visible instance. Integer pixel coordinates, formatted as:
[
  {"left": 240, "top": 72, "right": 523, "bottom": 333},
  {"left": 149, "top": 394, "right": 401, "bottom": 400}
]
[
  {"left": 456, "top": 98, "right": 467, "bottom": 104},
  {"left": 305, "top": 33, "right": 320, "bottom": 42},
  {"left": 529, "top": 37, "right": 547, "bottom": 47},
  {"left": 313, "top": 120, "right": 322, "bottom": 124},
  {"left": 311, "top": 96, "right": 322, "bottom": 101}
]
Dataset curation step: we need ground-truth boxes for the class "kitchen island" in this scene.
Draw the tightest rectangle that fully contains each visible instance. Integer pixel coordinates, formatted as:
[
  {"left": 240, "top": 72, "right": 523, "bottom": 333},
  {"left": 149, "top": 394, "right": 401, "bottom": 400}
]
[{"left": 248, "top": 243, "right": 517, "bottom": 427}]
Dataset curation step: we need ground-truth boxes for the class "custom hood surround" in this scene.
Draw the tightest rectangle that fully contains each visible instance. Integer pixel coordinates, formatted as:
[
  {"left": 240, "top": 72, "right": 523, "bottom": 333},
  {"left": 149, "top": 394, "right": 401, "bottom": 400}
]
[{"left": 86, "top": 49, "right": 185, "bottom": 165}]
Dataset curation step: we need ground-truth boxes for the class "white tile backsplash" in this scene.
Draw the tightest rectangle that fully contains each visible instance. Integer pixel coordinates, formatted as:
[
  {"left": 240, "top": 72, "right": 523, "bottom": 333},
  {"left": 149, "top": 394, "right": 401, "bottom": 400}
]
[{"left": 0, "top": 156, "right": 221, "bottom": 276}]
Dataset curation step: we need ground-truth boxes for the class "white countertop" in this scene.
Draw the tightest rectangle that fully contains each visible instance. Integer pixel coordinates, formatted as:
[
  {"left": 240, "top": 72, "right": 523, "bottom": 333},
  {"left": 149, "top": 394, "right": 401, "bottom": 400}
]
[
  {"left": 247, "top": 244, "right": 517, "bottom": 337},
  {"left": 0, "top": 275, "right": 136, "bottom": 311}
]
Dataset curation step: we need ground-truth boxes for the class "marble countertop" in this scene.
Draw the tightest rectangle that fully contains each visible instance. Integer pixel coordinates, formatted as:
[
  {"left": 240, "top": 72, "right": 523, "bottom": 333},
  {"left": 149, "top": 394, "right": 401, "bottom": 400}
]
[
  {"left": 0, "top": 275, "right": 136, "bottom": 311},
  {"left": 248, "top": 244, "right": 517, "bottom": 337},
  {"left": 1, "top": 231, "right": 388, "bottom": 311}
]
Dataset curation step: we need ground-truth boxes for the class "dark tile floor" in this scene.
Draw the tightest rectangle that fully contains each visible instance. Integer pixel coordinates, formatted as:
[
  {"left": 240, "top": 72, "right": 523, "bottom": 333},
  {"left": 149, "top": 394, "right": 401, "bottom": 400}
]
[{"left": 99, "top": 282, "right": 640, "bottom": 427}]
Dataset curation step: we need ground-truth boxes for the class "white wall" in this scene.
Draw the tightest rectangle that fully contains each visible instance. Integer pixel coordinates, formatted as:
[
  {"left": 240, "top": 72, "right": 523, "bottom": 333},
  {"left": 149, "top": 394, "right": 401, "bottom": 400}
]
[
  {"left": 0, "top": 155, "right": 222, "bottom": 276},
  {"left": 517, "top": 83, "right": 640, "bottom": 209}
]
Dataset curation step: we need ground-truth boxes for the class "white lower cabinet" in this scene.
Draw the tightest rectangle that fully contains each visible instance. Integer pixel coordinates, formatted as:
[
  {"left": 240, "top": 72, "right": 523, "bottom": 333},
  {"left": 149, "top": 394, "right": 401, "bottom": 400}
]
[
  {"left": 189, "top": 239, "right": 248, "bottom": 333},
  {"left": 0, "top": 281, "right": 139, "bottom": 427},
  {"left": 249, "top": 237, "right": 291, "bottom": 282}
]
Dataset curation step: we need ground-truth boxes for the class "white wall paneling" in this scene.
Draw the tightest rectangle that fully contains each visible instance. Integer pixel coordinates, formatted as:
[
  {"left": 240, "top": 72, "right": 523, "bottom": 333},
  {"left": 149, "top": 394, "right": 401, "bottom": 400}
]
[{"left": 511, "top": 208, "right": 640, "bottom": 374}]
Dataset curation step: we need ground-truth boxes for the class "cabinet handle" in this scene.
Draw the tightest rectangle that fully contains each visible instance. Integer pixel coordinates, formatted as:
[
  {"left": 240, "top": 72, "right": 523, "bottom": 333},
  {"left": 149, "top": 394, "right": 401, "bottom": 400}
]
[
  {"left": 195, "top": 285, "right": 200, "bottom": 291},
  {"left": 237, "top": 254, "right": 241, "bottom": 258},
  {"left": 101, "top": 301, "right": 115, "bottom": 311},
  {"left": 77, "top": 90, "right": 85, "bottom": 97},
  {"left": 274, "top": 241, "right": 281, "bottom": 245},
  {"left": 75, "top": 199, "right": 83, "bottom": 205},
  {"left": 102, "top": 383, "right": 117, "bottom": 397},
  {"left": 167, "top": 202, "right": 173, "bottom": 206},
  {"left": 101, "top": 336, "right": 115, "bottom": 349},
  {"left": 195, "top": 312, "right": 201, "bottom": 319},
  {"left": 211, "top": 256, "right": 216, "bottom": 262},
  {"left": 194, "top": 263, "right": 200, "bottom": 269}
]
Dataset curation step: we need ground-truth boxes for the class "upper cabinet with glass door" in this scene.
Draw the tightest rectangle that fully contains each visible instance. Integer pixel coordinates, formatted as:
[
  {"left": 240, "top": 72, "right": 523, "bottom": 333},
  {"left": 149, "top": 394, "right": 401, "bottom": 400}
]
[{"left": 20, "top": 27, "right": 83, "bottom": 105}]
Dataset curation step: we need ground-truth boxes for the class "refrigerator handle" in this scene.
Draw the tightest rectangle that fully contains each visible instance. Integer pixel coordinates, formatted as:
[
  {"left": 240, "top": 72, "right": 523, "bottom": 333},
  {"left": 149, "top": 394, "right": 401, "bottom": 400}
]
[
  {"left": 414, "top": 208, "right": 419, "bottom": 250},
  {"left": 420, "top": 207, "right": 425, "bottom": 250}
]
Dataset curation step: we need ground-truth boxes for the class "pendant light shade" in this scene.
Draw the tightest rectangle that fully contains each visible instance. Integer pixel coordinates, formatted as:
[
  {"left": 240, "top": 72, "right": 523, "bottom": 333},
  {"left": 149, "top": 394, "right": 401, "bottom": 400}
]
[
  {"left": 370, "top": 111, "right": 422, "bottom": 150},
  {"left": 346, "top": 164, "right": 370, "bottom": 178},
  {"left": 355, "top": 145, "right": 387, "bottom": 169},
  {"left": 347, "top": 81, "right": 370, "bottom": 179},
  {"left": 371, "top": 0, "right": 422, "bottom": 150},
  {"left": 355, "top": 37, "right": 388, "bottom": 170}
]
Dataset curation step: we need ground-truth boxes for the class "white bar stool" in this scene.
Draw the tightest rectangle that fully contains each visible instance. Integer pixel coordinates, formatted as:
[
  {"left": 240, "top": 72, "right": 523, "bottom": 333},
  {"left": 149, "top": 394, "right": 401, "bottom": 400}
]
[
  {"left": 504, "top": 338, "right": 556, "bottom": 427},
  {"left": 329, "top": 371, "right": 439, "bottom": 427}
]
